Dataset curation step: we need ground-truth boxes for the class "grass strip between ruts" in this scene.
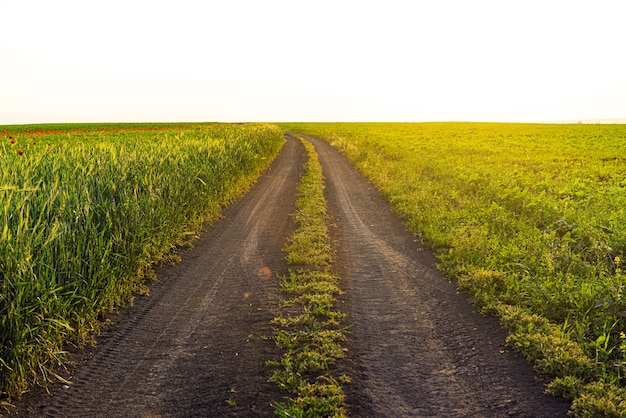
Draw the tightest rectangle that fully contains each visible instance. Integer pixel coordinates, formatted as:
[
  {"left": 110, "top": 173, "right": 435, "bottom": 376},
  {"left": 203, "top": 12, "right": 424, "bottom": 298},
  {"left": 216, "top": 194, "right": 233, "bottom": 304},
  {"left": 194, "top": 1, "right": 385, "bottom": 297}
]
[{"left": 267, "top": 135, "right": 349, "bottom": 417}]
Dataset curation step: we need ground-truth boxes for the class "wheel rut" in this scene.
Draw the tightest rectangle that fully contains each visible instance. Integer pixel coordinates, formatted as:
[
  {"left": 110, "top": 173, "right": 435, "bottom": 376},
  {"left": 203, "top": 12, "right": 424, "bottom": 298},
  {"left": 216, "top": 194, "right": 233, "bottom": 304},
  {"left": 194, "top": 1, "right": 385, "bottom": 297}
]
[
  {"left": 10, "top": 135, "right": 306, "bottom": 417},
  {"left": 8, "top": 133, "right": 572, "bottom": 417},
  {"left": 298, "top": 133, "right": 571, "bottom": 417}
]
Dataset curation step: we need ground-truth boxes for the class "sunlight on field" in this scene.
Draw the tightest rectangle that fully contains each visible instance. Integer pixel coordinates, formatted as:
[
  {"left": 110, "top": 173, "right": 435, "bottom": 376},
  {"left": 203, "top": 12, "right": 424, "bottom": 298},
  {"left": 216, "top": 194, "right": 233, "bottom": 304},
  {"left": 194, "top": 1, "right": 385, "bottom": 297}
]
[{"left": 280, "top": 122, "right": 626, "bottom": 415}]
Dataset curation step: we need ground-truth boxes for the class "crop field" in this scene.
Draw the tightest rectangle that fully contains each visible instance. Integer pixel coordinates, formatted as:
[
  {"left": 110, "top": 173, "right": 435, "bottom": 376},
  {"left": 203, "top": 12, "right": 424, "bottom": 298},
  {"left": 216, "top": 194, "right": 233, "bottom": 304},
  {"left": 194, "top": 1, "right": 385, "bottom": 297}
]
[
  {"left": 3, "top": 121, "right": 625, "bottom": 415},
  {"left": 0, "top": 123, "right": 284, "bottom": 399},
  {"left": 281, "top": 122, "right": 626, "bottom": 413}
]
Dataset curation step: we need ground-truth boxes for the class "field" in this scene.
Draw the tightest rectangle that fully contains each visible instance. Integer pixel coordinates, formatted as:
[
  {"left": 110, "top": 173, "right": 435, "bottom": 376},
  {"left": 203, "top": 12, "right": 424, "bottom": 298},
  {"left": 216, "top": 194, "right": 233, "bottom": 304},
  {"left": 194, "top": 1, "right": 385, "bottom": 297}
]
[
  {"left": 280, "top": 122, "right": 626, "bottom": 413},
  {"left": 3, "top": 121, "right": 626, "bottom": 415},
  {"left": 0, "top": 123, "right": 284, "bottom": 399}
]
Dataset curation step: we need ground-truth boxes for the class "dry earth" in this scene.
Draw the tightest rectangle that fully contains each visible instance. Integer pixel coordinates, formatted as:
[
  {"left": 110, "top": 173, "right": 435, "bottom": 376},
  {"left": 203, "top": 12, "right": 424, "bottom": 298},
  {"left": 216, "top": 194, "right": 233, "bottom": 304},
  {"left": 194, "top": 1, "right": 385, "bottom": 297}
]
[{"left": 7, "top": 134, "right": 572, "bottom": 417}]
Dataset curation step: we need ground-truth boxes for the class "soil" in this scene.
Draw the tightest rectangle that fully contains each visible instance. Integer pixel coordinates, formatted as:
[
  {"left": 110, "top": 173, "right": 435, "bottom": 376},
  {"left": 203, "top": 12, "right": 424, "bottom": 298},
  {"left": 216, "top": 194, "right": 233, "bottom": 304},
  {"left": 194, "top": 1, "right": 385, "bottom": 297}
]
[{"left": 6, "top": 133, "right": 572, "bottom": 417}]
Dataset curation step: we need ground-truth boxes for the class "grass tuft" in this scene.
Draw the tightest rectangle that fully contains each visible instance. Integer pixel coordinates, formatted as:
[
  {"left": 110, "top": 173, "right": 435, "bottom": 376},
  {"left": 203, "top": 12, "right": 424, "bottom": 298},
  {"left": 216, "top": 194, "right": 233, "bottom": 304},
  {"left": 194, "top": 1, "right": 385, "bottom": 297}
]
[{"left": 268, "top": 135, "right": 347, "bottom": 417}]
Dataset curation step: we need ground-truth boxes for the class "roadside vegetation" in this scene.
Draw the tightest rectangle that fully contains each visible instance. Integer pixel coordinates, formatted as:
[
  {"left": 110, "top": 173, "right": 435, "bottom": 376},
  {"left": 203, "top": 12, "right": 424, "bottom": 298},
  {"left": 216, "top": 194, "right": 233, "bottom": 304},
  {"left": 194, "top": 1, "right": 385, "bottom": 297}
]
[
  {"left": 0, "top": 123, "right": 284, "bottom": 405},
  {"left": 268, "top": 136, "right": 348, "bottom": 417},
  {"left": 280, "top": 122, "right": 626, "bottom": 417}
]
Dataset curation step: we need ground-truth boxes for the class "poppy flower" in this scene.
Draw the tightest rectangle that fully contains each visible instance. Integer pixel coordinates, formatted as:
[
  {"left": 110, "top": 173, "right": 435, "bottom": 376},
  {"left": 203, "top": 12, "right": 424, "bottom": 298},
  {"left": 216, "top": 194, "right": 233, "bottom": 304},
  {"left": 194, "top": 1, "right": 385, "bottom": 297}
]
[
  {"left": 17, "top": 150, "right": 24, "bottom": 155},
  {"left": 10, "top": 140, "right": 16, "bottom": 144}
]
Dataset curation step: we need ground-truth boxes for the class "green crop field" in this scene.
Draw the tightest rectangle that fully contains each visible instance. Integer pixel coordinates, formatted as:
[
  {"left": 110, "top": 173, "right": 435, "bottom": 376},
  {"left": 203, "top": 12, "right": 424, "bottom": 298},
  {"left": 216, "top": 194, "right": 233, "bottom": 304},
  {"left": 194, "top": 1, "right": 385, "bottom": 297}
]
[
  {"left": 3, "top": 121, "right": 626, "bottom": 415},
  {"left": 280, "top": 122, "right": 626, "bottom": 414},
  {"left": 0, "top": 123, "right": 284, "bottom": 400}
]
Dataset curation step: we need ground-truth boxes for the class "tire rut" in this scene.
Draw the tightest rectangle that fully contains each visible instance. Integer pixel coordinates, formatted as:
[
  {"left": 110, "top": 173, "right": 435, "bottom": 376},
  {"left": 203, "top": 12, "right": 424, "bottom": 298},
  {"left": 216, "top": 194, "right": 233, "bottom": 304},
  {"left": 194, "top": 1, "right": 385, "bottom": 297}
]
[
  {"left": 9, "top": 132, "right": 574, "bottom": 417},
  {"left": 9, "top": 135, "right": 306, "bottom": 417},
  {"left": 298, "top": 133, "right": 572, "bottom": 417}
]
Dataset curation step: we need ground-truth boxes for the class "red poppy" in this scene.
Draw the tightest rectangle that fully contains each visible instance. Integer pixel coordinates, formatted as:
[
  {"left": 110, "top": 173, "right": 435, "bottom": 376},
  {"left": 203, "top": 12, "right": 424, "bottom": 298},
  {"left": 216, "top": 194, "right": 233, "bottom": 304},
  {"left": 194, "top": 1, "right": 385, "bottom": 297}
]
[
  {"left": 10, "top": 140, "right": 16, "bottom": 144},
  {"left": 8, "top": 136, "right": 12, "bottom": 139},
  {"left": 17, "top": 150, "right": 24, "bottom": 155}
]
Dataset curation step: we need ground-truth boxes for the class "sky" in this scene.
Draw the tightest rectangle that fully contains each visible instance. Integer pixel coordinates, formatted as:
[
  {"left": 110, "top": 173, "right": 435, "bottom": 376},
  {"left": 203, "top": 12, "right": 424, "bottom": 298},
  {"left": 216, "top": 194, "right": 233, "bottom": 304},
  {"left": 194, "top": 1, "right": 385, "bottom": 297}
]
[{"left": 1, "top": 0, "right": 625, "bottom": 124}]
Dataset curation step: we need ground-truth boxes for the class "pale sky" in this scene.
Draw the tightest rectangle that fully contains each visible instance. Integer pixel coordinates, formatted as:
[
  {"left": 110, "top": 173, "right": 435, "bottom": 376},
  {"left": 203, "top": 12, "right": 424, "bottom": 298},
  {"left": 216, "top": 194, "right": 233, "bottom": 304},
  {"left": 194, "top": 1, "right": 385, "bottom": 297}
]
[{"left": 1, "top": 0, "right": 625, "bottom": 124}]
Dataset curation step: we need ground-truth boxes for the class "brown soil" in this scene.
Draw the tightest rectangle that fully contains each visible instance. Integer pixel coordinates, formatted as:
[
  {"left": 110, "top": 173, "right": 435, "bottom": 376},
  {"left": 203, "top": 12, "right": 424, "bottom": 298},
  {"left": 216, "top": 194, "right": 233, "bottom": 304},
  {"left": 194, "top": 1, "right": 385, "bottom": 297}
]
[{"left": 6, "top": 134, "right": 572, "bottom": 417}]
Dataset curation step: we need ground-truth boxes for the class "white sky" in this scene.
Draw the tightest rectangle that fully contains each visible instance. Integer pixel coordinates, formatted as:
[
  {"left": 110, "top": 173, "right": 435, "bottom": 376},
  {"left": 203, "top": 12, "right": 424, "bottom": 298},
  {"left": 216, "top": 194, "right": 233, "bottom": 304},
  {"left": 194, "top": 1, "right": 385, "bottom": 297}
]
[{"left": 1, "top": 0, "right": 625, "bottom": 124}]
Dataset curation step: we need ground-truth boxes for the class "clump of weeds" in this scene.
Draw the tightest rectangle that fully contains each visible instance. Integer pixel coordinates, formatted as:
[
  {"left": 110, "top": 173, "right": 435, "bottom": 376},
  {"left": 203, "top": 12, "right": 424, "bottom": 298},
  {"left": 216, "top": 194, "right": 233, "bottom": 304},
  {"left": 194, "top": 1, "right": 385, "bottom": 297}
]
[{"left": 267, "top": 136, "right": 348, "bottom": 417}]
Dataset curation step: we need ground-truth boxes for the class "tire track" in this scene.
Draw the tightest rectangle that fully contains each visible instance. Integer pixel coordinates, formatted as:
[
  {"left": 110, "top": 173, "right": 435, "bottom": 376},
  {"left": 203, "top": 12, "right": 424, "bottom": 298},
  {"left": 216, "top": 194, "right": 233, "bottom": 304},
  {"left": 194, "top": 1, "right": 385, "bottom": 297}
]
[
  {"left": 10, "top": 135, "right": 306, "bottom": 417},
  {"left": 299, "top": 133, "right": 571, "bottom": 417},
  {"left": 9, "top": 131, "right": 573, "bottom": 417}
]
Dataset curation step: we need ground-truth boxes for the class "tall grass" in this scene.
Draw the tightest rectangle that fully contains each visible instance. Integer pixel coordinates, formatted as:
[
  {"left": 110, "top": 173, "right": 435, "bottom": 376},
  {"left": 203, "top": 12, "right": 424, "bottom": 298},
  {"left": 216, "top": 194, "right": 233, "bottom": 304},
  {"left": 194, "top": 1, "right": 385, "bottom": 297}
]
[
  {"left": 280, "top": 122, "right": 626, "bottom": 416},
  {"left": 0, "top": 123, "right": 284, "bottom": 401}
]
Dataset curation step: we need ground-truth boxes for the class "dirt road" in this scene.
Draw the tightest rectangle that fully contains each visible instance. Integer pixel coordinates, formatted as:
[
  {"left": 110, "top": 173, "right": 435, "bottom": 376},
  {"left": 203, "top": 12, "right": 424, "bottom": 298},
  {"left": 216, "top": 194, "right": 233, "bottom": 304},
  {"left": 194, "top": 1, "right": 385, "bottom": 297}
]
[{"left": 9, "top": 134, "right": 571, "bottom": 417}]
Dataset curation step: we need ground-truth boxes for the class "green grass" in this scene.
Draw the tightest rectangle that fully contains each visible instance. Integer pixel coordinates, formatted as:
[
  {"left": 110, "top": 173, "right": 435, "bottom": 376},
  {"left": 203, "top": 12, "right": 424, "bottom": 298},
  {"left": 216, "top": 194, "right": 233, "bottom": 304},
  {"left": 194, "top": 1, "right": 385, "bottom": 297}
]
[
  {"left": 0, "top": 123, "right": 284, "bottom": 404},
  {"left": 268, "top": 136, "right": 348, "bottom": 418},
  {"left": 279, "top": 122, "right": 626, "bottom": 417}
]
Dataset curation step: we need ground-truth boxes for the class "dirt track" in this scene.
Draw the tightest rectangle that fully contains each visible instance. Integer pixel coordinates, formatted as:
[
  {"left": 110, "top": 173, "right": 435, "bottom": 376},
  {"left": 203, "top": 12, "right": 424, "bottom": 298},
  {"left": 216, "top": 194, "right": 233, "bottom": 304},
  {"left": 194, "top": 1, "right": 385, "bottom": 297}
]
[{"left": 9, "top": 134, "right": 571, "bottom": 417}]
